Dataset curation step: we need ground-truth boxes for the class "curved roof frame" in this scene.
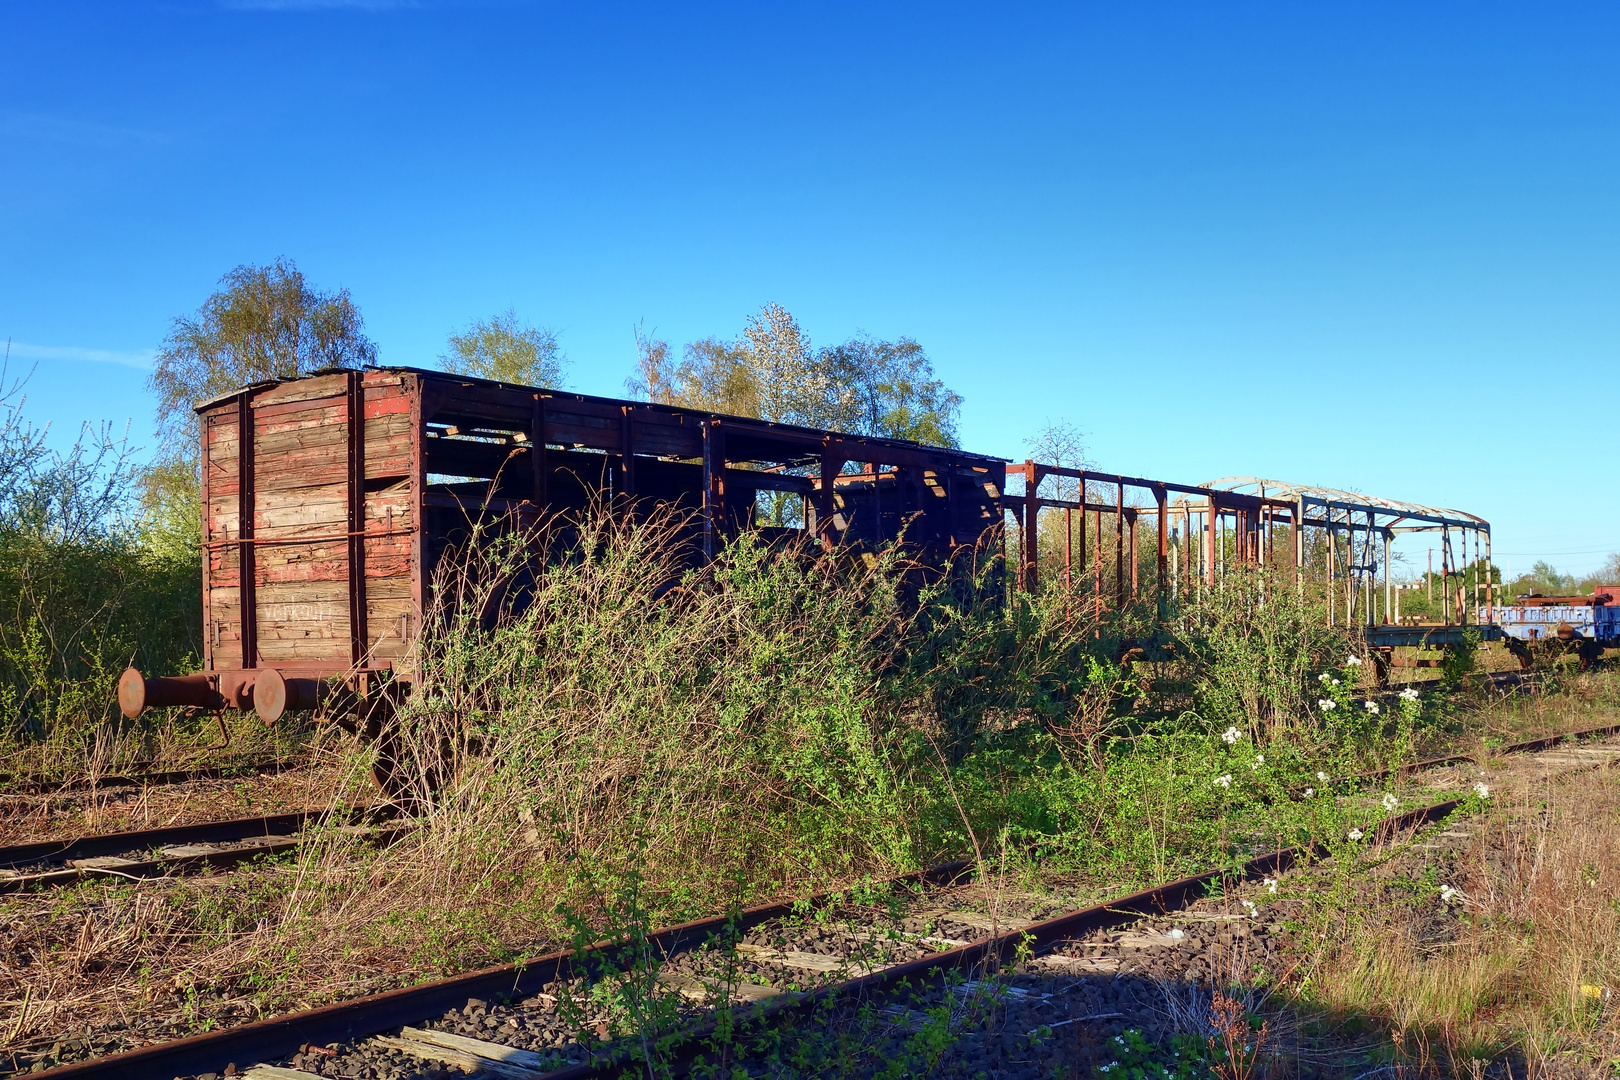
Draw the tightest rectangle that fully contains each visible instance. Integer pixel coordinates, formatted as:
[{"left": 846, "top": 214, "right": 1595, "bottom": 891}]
[{"left": 1199, "top": 476, "right": 1488, "bottom": 533}]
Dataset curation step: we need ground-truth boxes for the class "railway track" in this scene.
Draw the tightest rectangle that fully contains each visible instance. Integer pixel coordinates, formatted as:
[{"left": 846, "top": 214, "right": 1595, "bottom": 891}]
[
  {"left": 0, "top": 806, "right": 403, "bottom": 893},
  {"left": 16, "top": 722, "right": 1620, "bottom": 1079},
  {"left": 0, "top": 758, "right": 310, "bottom": 798}
]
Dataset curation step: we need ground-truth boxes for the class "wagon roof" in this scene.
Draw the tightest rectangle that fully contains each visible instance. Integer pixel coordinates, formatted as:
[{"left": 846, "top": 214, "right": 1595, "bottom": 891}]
[{"left": 194, "top": 365, "right": 1008, "bottom": 466}]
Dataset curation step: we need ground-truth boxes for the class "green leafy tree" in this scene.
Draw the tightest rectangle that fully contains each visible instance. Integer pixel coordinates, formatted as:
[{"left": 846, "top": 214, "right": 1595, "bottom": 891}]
[
  {"left": 832, "top": 335, "right": 963, "bottom": 446},
  {"left": 440, "top": 310, "right": 566, "bottom": 387},
  {"left": 630, "top": 325, "right": 759, "bottom": 418},
  {"left": 144, "top": 259, "right": 375, "bottom": 566},
  {"left": 149, "top": 258, "right": 376, "bottom": 460},
  {"left": 625, "top": 304, "right": 962, "bottom": 446}
]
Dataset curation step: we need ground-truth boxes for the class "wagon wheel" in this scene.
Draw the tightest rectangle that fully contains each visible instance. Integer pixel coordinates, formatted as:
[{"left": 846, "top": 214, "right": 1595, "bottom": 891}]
[{"left": 361, "top": 692, "right": 451, "bottom": 811}]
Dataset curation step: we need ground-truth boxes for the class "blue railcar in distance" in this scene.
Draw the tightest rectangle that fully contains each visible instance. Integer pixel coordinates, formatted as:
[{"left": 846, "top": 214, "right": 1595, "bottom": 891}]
[{"left": 1487, "top": 587, "right": 1620, "bottom": 666}]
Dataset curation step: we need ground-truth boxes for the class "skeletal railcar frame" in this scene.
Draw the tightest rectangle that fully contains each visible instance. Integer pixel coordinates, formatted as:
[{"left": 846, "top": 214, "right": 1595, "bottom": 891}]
[{"left": 118, "top": 367, "right": 1008, "bottom": 722}]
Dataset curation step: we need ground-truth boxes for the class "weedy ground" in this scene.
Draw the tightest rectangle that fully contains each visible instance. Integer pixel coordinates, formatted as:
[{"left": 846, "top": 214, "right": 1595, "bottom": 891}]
[
  {"left": 1, "top": 508, "right": 1618, "bottom": 1078},
  {"left": 1290, "top": 727, "right": 1620, "bottom": 1078}
]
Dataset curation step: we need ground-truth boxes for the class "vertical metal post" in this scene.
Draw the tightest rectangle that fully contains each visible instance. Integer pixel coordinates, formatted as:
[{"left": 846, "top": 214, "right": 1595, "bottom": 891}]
[
  {"left": 1022, "top": 461, "right": 1041, "bottom": 594},
  {"left": 1115, "top": 482, "right": 1126, "bottom": 608},
  {"left": 871, "top": 462, "right": 881, "bottom": 546},
  {"left": 1472, "top": 528, "right": 1481, "bottom": 621},
  {"left": 702, "top": 421, "right": 727, "bottom": 560},
  {"left": 1484, "top": 530, "right": 1494, "bottom": 626},
  {"left": 236, "top": 391, "right": 256, "bottom": 669},
  {"left": 1170, "top": 518, "right": 1180, "bottom": 602},
  {"left": 1094, "top": 506, "right": 1104, "bottom": 615},
  {"left": 1383, "top": 529, "right": 1392, "bottom": 626},
  {"left": 346, "top": 372, "right": 368, "bottom": 668},
  {"left": 1155, "top": 485, "right": 1168, "bottom": 616},
  {"left": 1365, "top": 511, "right": 1375, "bottom": 627},
  {"left": 1294, "top": 497, "right": 1305, "bottom": 595},
  {"left": 530, "top": 396, "right": 548, "bottom": 508},
  {"left": 817, "top": 444, "right": 844, "bottom": 551},
  {"left": 1326, "top": 516, "right": 1335, "bottom": 627},
  {"left": 1445, "top": 524, "right": 1458, "bottom": 625},
  {"left": 1077, "top": 473, "right": 1087, "bottom": 597},
  {"left": 1182, "top": 505, "right": 1192, "bottom": 594},
  {"left": 618, "top": 406, "right": 636, "bottom": 505},
  {"left": 1205, "top": 501, "right": 1217, "bottom": 589},
  {"left": 1064, "top": 507, "right": 1072, "bottom": 593},
  {"left": 1128, "top": 510, "right": 1139, "bottom": 600}
]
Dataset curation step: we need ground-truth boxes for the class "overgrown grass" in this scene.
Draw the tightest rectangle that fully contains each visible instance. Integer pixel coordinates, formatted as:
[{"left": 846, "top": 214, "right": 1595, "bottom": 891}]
[
  {"left": 0, "top": 488, "right": 1535, "bottom": 1063},
  {"left": 1290, "top": 702, "right": 1620, "bottom": 1075}
]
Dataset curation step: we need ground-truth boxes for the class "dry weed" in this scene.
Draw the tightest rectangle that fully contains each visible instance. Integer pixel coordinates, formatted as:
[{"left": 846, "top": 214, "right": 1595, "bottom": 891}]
[{"left": 1309, "top": 750, "right": 1620, "bottom": 1075}]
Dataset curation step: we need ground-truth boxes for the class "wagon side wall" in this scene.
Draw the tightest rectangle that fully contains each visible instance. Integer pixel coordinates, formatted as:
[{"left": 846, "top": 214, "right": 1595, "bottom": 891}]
[{"left": 199, "top": 371, "right": 420, "bottom": 677}]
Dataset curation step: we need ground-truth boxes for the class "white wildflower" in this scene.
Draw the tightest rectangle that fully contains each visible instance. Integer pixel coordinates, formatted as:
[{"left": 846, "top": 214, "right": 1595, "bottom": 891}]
[
  {"left": 1166, "top": 928, "right": 1184, "bottom": 940},
  {"left": 1263, "top": 877, "right": 1278, "bottom": 895},
  {"left": 1318, "top": 771, "right": 1329, "bottom": 782},
  {"left": 1382, "top": 793, "right": 1399, "bottom": 810},
  {"left": 1250, "top": 755, "right": 1264, "bottom": 771},
  {"left": 1364, "top": 700, "right": 1381, "bottom": 715},
  {"left": 1439, "top": 885, "right": 1459, "bottom": 904},
  {"left": 1318, "top": 699, "right": 1337, "bottom": 712},
  {"left": 1399, "top": 687, "right": 1420, "bottom": 702},
  {"left": 1347, "top": 655, "right": 1363, "bottom": 667},
  {"left": 1318, "top": 672, "right": 1332, "bottom": 683},
  {"left": 1331, "top": 677, "right": 1341, "bottom": 686},
  {"left": 1473, "top": 782, "right": 1490, "bottom": 799},
  {"left": 1241, "top": 899, "right": 1258, "bottom": 915},
  {"left": 1214, "top": 774, "right": 1234, "bottom": 789},
  {"left": 1348, "top": 828, "right": 1364, "bottom": 841},
  {"left": 1221, "top": 726, "right": 1242, "bottom": 745},
  {"left": 1303, "top": 787, "right": 1314, "bottom": 798}
]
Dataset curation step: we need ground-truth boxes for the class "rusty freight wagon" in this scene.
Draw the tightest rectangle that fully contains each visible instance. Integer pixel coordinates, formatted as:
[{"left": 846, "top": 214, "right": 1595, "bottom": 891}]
[{"left": 117, "top": 367, "right": 1008, "bottom": 790}]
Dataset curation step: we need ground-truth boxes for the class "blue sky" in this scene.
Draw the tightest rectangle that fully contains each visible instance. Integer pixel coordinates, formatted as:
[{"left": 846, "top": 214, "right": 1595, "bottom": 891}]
[{"left": 3, "top": 1, "right": 1617, "bottom": 579}]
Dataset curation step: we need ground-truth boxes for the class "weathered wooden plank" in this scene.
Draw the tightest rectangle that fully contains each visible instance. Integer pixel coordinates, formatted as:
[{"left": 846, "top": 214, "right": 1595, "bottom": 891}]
[
  {"left": 362, "top": 388, "right": 412, "bottom": 417},
  {"left": 257, "top": 636, "right": 352, "bottom": 661},
  {"left": 256, "top": 397, "right": 345, "bottom": 430},
  {"left": 421, "top": 382, "right": 537, "bottom": 427},
  {"left": 253, "top": 373, "right": 349, "bottom": 409},
  {"left": 256, "top": 549, "right": 411, "bottom": 585},
  {"left": 255, "top": 421, "right": 347, "bottom": 458},
  {"left": 257, "top": 615, "right": 349, "bottom": 637},
  {"left": 257, "top": 578, "right": 355, "bottom": 603},
  {"left": 253, "top": 446, "right": 349, "bottom": 491},
  {"left": 256, "top": 489, "right": 349, "bottom": 533},
  {"left": 362, "top": 575, "right": 412, "bottom": 600}
]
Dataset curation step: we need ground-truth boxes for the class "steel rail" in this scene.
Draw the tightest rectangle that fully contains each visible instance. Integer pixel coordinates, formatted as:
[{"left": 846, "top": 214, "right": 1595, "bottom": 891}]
[
  {"left": 27, "top": 801, "right": 1473, "bottom": 1079},
  {"left": 0, "top": 806, "right": 399, "bottom": 894},
  {"left": 539, "top": 799, "right": 1462, "bottom": 1080},
  {"left": 0, "top": 758, "right": 309, "bottom": 798},
  {"left": 30, "top": 719, "right": 1617, "bottom": 1079},
  {"left": 31, "top": 861, "right": 975, "bottom": 1079}
]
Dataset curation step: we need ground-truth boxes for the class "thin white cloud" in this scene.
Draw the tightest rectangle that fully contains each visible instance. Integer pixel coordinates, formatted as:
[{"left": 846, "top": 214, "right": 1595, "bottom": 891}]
[
  {"left": 223, "top": 0, "right": 421, "bottom": 10},
  {"left": 0, "top": 112, "right": 168, "bottom": 149},
  {"left": 4, "top": 342, "right": 156, "bottom": 371}
]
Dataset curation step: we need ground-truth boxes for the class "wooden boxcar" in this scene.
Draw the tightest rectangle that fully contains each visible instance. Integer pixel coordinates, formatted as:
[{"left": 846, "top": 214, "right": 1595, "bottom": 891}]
[{"left": 118, "top": 367, "right": 1008, "bottom": 725}]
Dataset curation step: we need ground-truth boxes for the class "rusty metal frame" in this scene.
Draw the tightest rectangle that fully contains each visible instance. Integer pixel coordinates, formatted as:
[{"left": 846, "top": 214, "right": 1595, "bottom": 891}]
[
  {"left": 236, "top": 391, "right": 257, "bottom": 669},
  {"left": 346, "top": 372, "right": 369, "bottom": 668}
]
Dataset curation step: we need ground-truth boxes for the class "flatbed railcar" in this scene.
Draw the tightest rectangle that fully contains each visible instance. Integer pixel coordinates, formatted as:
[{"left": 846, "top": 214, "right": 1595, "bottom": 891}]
[
  {"left": 117, "top": 367, "right": 1008, "bottom": 791},
  {"left": 1488, "top": 587, "right": 1620, "bottom": 667}
]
